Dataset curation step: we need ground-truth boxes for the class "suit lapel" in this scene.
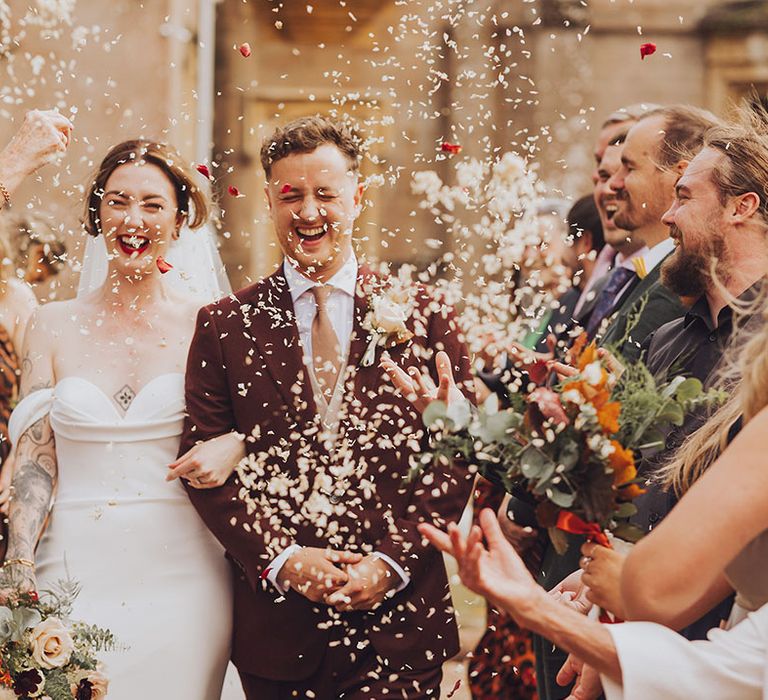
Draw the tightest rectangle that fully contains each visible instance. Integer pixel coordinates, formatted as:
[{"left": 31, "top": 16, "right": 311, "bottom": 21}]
[{"left": 248, "top": 270, "right": 316, "bottom": 421}]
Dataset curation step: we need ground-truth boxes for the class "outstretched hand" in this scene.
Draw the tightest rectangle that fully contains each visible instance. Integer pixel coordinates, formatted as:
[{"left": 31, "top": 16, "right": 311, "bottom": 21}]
[
  {"left": 418, "top": 508, "right": 542, "bottom": 615},
  {"left": 0, "top": 109, "right": 73, "bottom": 194},
  {"left": 381, "top": 350, "right": 466, "bottom": 414}
]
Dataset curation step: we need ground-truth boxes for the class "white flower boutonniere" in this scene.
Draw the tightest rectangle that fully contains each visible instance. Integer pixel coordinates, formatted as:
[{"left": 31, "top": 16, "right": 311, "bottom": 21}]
[{"left": 360, "top": 279, "right": 415, "bottom": 367}]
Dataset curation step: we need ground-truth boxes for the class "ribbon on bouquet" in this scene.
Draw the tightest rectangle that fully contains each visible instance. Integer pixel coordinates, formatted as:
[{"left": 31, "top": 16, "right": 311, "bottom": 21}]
[
  {"left": 556, "top": 510, "right": 623, "bottom": 624},
  {"left": 556, "top": 511, "right": 611, "bottom": 548}
]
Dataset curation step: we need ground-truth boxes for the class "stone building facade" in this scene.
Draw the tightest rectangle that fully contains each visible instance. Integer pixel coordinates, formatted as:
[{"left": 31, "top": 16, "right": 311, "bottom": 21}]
[{"left": 0, "top": 0, "right": 766, "bottom": 291}]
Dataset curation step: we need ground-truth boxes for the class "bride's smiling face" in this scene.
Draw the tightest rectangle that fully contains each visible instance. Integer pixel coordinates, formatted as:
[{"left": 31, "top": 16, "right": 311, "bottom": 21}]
[{"left": 99, "top": 162, "right": 181, "bottom": 278}]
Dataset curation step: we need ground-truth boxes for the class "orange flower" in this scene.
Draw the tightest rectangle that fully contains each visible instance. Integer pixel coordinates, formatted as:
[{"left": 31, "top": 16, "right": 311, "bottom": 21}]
[
  {"left": 576, "top": 340, "right": 598, "bottom": 371},
  {"left": 609, "top": 440, "right": 644, "bottom": 498},
  {"left": 597, "top": 400, "right": 621, "bottom": 434}
]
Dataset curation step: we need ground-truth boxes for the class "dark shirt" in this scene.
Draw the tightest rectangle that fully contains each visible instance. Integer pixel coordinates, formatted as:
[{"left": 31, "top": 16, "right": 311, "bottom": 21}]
[
  {"left": 644, "top": 285, "right": 760, "bottom": 385},
  {"left": 633, "top": 283, "right": 763, "bottom": 533},
  {"left": 630, "top": 282, "right": 763, "bottom": 639}
]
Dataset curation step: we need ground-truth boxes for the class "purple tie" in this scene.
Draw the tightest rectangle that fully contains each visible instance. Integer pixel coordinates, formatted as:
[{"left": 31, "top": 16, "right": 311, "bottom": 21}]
[{"left": 585, "top": 266, "right": 636, "bottom": 339}]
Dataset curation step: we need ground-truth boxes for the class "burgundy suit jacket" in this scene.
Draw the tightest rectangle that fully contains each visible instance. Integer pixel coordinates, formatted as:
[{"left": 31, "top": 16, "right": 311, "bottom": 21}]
[{"left": 179, "top": 266, "right": 473, "bottom": 680}]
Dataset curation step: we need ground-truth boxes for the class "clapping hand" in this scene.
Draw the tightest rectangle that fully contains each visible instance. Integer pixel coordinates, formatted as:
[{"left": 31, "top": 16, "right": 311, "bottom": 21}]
[
  {"left": 325, "top": 555, "right": 399, "bottom": 611},
  {"left": 418, "top": 508, "right": 543, "bottom": 615},
  {"left": 280, "top": 547, "right": 363, "bottom": 603},
  {"left": 381, "top": 350, "right": 466, "bottom": 414}
]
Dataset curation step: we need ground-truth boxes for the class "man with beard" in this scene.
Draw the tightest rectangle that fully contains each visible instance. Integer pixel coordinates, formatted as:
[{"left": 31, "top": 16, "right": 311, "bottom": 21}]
[
  {"left": 586, "top": 106, "right": 719, "bottom": 361},
  {"left": 561, "top": 107, "right": 768, "bottom": 699}
]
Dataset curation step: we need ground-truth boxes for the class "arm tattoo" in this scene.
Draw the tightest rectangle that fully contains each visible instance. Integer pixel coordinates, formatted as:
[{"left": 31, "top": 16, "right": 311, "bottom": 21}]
[{"left": 6, "top": 416, "right": 57, "bottom": 560}]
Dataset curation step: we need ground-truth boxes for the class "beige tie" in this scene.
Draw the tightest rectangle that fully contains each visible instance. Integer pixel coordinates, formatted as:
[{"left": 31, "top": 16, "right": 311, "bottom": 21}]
[{"left": 311, "top": 285, "right": 342, "bottom": 398}]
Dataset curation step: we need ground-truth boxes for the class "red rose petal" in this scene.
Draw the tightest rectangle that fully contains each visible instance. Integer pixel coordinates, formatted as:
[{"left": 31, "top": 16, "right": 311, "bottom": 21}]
[
  {"left": 441, "top": 142, "right": 462, "bottom": 154},
  {"left": 228, "top": 185, "right": 241, "bottom": 197},
  {"left": 446, "top": 679, "right": 462, "bottom": 698},
  {"left": 260, "top": 567, "right": 272, "bottom": 580},
  {"left": 281, "top": 183, "right": 292, "bottom": 194},
  {"left": 156, "top": 256, "right": 173, "bottom": 274},
  {"left": 239, "top": 43, "right": 252, "bottom": 58},
  {"left": 196, "top": 164, "right": 211, "bottom": 179},
  {"left": 526, "top": 359, "right": 550, "bottom": 385},
  {"left": 640, "top": 42, "right": 657, "bottom": 60}
]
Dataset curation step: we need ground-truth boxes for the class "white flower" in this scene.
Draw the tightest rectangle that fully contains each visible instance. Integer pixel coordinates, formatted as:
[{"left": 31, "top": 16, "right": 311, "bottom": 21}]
[
  {"left": 29, "top": 617, "right": 74, "bottom": 669},
  {"left": 583, "top": 361, "right": 603, "bottom": 386},
  {"left": 370, "top": 295, "right": 408, "bottom": 335}
]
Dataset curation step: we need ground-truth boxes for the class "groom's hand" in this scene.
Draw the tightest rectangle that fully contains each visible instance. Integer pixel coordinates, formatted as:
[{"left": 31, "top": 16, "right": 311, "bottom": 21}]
[
  {"left": 280, "top": 547, "right": 362, "bottom": 603},
  {"left": 324, "top": 555, "right": 398, "bottom": 611}
]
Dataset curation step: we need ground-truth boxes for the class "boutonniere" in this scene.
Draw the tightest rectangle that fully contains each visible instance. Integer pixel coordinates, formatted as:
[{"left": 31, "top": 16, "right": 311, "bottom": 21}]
[{"left": 360, "top": 279, "right": 415, "bottom": 367}]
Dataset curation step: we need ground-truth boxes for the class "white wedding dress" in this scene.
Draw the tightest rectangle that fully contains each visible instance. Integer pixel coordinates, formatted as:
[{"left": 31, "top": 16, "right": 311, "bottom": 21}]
[{"left": 9, "top": 373, "right": 242, "bottom": 700}]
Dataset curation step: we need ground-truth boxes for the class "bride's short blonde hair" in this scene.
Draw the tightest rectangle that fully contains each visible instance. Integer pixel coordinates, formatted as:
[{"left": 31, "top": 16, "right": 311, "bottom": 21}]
[{"left": 83, "top": 139, "right": 210, "bottom": 237}]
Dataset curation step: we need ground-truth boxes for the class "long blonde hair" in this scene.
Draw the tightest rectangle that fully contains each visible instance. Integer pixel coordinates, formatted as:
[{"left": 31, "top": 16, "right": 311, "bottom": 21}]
[{"left": 659, "top": 103, "right": 768, "bottom": 496}]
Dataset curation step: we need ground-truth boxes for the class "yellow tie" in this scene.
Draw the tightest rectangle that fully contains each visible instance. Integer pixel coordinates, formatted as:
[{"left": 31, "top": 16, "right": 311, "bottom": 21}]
[{"left": 311, "top": 285, "right": 342, "bottom": 398}]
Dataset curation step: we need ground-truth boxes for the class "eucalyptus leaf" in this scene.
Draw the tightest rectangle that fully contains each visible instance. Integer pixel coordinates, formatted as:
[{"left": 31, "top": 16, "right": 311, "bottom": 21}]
[
  {"left": 0, "top": 607, "right": 13, "bottom": 644},
  {"left": 674, "top": 377, "right": 703, "bottom": 403},
  {"left": 519, "top": 444, "right": 553, "bottom": 479},
  {"left": 660, "top": 375, "right": 686, "bottom": 399},
  {"left": 446, "top": 399, "right": 472, "bottom": 430},
  {"left": 422, "top": 400, "right": 448, "bottom": 429},
  {"left": 558, "top": 440, "right": 580, "bottom": 471},
  {"left": 657, "top": 401, "right": 685, "bottom": 426},
  {"left": 472, "top": 410, "right": 520, "bottom": 444},
  {"left": 11, "top": 606, "right": 42, "bottom": 642},
  {"left": 546, "top": 488, "right": 576, "bottom": 508},
  {"left": 615, "top": 502, "right": 638, "bottom": 519}
]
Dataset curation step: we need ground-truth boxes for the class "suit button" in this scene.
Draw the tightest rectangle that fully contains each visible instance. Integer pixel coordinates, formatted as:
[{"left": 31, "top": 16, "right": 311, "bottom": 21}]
[
  {"left": 648, "top": 512, "right": 660, "bottom": 526},
  {"left": 709, "top": 332, "right": 717, "bottom": 342}
]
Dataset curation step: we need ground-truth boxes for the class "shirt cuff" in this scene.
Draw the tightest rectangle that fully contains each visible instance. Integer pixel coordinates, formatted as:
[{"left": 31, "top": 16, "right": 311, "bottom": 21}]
[
  {"left": 372, "top": 552, "right": 410, "bottom": 593},
  {"left": 264, "top": 544, "right": 302, "bottom": 594}
]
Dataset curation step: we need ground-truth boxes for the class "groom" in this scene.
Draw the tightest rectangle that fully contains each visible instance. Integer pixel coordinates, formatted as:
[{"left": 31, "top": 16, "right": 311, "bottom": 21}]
[{"left": 179, "top": 116, "right": 474, "bottom": 698}]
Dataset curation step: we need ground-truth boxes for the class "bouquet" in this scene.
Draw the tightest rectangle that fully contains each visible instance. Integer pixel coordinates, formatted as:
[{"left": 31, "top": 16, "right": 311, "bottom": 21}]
[
  {"left": 415, "top": 338, "right": 725, "bottom": 553},
  {"left": 0, "top": 580, "right": 114, "bottom": 699}
]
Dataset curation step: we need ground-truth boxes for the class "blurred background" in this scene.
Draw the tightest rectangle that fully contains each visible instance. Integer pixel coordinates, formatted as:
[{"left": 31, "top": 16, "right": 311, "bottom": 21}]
[
  {"left": 1, "top": 0, "right": 767, "bottom": 293},
  {"left": 0, "top": 1, "right": 766, "bottom": 697}
]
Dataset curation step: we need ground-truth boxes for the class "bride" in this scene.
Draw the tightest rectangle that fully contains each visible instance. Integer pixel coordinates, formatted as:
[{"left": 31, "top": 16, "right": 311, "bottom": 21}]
[{"left": 2, "top": 139, "right": 245, "bottom": 699}]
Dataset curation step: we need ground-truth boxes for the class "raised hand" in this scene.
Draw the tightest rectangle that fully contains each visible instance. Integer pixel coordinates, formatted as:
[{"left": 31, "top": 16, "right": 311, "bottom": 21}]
[
  {"left": 0, "top": 109, "right": 73, "bottom": 195},
  {"left": 418, "top": 508, "right": 541, "bottom": 613},
  {"left": 167, "top": 431, "right": 246, "bottom": 489},
  {"left": 381, "top": 349, "right": 466, "bottom": 414},
  {"left": 279, "top": 547, "right": 363, "bottom": 603},
  {"left": 325, "top": 555, "right": 398, "bottom": 611}
]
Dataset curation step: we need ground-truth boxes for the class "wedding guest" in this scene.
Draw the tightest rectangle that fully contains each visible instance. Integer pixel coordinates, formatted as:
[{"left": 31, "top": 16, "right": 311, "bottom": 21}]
[
  {"left": 420, "top": 508, "right": 768, "bottom": 700},
  {"left": 0, "top": 110, "right": 71, "bottom": 523},
  {"left": 607, "top": 110, "right": 768, "bottom": 630},
  {"left": 180, "top": 115, "right": 474, "bottom": 699},
  {"left": 588, "top": 105, "right": 719, "bottom": 357},
  {"left": 1, "top": 138, "right": 245, "bottom": 699},
  {"left": 574, "top": 103, "right": 659, "bottom": 319},
  {"left": 1, "top": 212, "right": 67, "bottom": 302}
]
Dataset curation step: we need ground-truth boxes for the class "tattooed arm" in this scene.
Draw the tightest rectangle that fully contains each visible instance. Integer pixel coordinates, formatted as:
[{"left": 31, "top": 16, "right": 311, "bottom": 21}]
[{"left": 1, "top": 308, "right": 56, "bottom": 593}]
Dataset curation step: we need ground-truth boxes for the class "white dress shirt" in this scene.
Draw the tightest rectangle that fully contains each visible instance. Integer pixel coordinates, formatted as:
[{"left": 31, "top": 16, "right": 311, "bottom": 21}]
[
  {"left": 601, "top": 603, "right": 768, "bottom": 699},
  {"left": 265, "top": 255, "right": 409, "bottom": 594}
]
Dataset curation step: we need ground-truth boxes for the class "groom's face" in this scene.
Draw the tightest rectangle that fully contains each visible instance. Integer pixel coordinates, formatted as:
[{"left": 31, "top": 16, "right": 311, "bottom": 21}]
[{"left": 265, "top": 143, "right": 363, "bottom": 280}]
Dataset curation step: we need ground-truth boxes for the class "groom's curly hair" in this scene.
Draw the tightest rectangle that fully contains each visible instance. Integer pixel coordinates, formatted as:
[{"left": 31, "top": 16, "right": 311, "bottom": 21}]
[
  {"left": 260, "top": 115, "right": 363, "bottom": 178},
  {"left": 83, "top": 139, "right": 211, "bottom": 237}
]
